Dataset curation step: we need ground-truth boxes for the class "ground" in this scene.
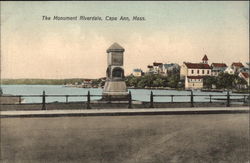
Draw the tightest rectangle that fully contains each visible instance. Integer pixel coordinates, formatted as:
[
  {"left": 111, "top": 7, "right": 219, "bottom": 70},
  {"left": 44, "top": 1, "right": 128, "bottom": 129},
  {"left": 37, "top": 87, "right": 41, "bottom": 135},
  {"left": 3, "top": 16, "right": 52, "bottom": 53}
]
[{"left": 1, "top": 114, "right": 249, "bottom": 163}]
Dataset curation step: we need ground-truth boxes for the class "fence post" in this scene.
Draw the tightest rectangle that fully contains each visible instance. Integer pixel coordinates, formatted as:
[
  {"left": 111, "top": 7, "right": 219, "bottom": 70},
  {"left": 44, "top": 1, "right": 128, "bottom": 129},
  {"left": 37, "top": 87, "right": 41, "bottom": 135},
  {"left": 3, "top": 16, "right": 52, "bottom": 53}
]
[
  {"left": 42, "top": 91, "right": 46, "bottom": 110},
  {"left": 243, "top": 95, "right": 246, "bottom": 103},
  {"left": 150, "top": 91, "right": 154, "bottom": 108},
  {"left": 209, "top": 95, "right": 212, "bottom": 103},
  {"left": 226, "top": 90, "right": 230, "bottom": 107},
  {"left": 128, "top": 91, "right": 132, "bottom": 108},
  {"left": 171, "top": 95, "right": 174, "bottom": 103},
  {"left": 190, "top": 90, "right": 194, "bottom": 107},
  {"left": 66, "top": 95, "right": 69, "bottom": 103},
  {"left": 19, "top": 96, "right": 22, "bottom": 104},
  {"left": 87, "top": 91, "right": 91, "bottom": 109}
]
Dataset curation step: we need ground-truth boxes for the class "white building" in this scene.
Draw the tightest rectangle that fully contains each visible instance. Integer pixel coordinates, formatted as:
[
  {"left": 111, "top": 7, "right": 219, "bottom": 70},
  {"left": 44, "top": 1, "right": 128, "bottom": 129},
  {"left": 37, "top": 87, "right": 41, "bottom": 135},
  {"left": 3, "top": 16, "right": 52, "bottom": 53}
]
[
  {"left": 239, "top": 72, "right": 249, "bottom": 86},
  {"left": 211, "top": 63, "right": 227, "bottom": 76},
  {"left": 132, "top": 69, "right": 143, "bottom": 77},
  {"left": 231, "top": 62, "right": 244, "bottom": 73},
  {"left": 147, "top": 65, "right": 154, "bottom": 74},
  {"left": 162, "top": 63, "right": 180, "bottom": 76},
  {"left": 180, "top": 55, "right": 211, "bottom": 89},
  {"left": 224, "top": 67, "right": 235, "bottom": 75},
  {"left": 180, "top": 62, "right": 211, "bottom": 79},
  {"left": 153, "top": 62, "right": 163, "bottom": 74},
  {"left": 185, "top": 76, "right": 203, "bottom": 89}
]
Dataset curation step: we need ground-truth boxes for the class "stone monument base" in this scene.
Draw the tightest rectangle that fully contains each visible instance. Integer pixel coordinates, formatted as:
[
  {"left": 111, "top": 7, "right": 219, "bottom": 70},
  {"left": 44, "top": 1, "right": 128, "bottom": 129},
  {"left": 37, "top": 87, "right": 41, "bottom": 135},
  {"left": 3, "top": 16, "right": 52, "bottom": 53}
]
[{"left": 102, "top": 80, "right": 128, "bottom": 101}]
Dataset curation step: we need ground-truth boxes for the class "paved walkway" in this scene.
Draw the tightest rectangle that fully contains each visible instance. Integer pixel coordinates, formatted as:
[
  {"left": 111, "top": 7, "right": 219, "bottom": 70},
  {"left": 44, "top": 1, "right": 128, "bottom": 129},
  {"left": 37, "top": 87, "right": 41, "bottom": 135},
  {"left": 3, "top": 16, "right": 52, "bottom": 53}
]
[{"left": 0, "top": 107, "right": 249, "bottom": 118}]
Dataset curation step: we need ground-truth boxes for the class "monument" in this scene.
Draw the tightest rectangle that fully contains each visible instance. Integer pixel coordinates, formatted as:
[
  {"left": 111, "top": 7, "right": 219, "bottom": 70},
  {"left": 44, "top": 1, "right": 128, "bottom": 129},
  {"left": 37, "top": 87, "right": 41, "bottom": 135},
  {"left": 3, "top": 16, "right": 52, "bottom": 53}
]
[{"left": 102, "top": 43, "right": 128, "bottom": 100}]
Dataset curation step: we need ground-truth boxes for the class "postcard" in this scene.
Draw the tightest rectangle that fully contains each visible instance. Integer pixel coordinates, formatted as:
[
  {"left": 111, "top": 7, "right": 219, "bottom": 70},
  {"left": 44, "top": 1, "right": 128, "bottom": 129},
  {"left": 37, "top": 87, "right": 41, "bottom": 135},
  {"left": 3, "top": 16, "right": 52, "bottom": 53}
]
[{"left": 0, "top": 1, "right": 249, "bottom": 163}]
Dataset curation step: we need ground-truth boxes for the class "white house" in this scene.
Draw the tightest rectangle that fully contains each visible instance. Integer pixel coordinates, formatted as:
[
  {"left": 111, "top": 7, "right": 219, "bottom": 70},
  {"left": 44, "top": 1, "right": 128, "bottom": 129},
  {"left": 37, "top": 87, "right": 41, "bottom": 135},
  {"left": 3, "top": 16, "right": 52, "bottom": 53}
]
[
  {"left": 163, "top": 63, "right": 180, "bottom": 76},
  {"left": 153, "top": 62, "right": 163, "bottom": 74},
  {"left": 147, "top": 65, "right": 154, "bottom": 74},
  {"left": 211, "top": 63, "right": 227, "bottom": 76},
  {"left": 180, "top": 55, "right": 211, "bottom": 89},
  {"left": 132, "top": 68, "right": 143, "bottom": 77},
  {"left": 239, "top": 72, "right": 249, "bottom": 86},
  {"left": 82, "top": 79, "right": 92, "bottom": 88},
  {"left": 180, "top": 62, "right": 211, "bottom": 79},
  {"left": 224, "top": 67, "right": 235, "bottom": 75},
  {"left": 185, "top": 76, "right": 203, "bottom": 89},
  {"left": 231, "top": 62, "right": 244, "bottom": 73}
]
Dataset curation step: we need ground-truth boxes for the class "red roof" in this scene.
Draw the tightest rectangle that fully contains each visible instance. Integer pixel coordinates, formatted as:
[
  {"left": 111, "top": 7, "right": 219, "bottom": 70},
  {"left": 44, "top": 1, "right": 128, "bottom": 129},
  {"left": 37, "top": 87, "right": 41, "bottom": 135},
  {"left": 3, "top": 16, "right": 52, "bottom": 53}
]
[
  {"left": 211, "top": 63, "right": 227, "bottom": 67},
  {"left": 202, "top": 55, "right": 208, "bottom": 61},
  {"left": 84, "top": 79, "right": 92, "bottom": 82},
  {"left": 153, "top": 62, "right": 163, "bottom": 66},
  {"left": 187, "top": 76, "right": 204, "bottom": 79},
  {"left": 184, "top": 62, "right": 211, "bottom": 69},
  {"left": 232, "top": 62, "right": 244, "bottom": 67},
  {"left": 241, "top": 72, "right": 249, "bottom": 79}
]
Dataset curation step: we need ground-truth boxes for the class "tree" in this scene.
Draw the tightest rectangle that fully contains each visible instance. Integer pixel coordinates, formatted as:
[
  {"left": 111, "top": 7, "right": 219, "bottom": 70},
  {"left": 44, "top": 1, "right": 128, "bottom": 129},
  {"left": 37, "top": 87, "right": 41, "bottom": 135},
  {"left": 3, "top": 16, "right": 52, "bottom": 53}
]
[
  {"left": 0, "top": 87, "right": 2, "bottom": 96},
  {"left": 153, "top": 78, "right": 164, "bottom": 87},
  {"left": 216, "top": 73, "right": 238, "bottom": 89},
  {"left": 203, "top": 76, "right": 217, "bottom": 89},
  {"left": 168, "top": 74, "right": 180, "bottom": 88}
]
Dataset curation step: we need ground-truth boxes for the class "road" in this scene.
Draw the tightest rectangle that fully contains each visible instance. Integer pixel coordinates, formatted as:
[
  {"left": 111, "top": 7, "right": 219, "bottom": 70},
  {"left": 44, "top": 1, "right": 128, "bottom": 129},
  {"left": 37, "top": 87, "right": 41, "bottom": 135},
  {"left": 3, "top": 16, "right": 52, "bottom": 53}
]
[{"left": 1, "top": 113, "right": 249, "bottom": 163}]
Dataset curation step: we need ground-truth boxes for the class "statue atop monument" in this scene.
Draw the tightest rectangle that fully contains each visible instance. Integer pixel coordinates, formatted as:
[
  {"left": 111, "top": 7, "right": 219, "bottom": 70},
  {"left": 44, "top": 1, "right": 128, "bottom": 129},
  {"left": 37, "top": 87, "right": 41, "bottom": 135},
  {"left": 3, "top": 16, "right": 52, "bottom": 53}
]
[{"left": 103, "top": 43, "right": 128, "bottom": 98}]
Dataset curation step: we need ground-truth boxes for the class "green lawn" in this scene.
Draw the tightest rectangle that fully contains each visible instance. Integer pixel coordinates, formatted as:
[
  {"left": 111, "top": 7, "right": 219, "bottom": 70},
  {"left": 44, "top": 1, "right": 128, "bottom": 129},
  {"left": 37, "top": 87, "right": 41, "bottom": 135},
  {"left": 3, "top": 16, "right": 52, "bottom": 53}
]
[{"left": 1, "top": 114, "right": 249, "bottom": 163}]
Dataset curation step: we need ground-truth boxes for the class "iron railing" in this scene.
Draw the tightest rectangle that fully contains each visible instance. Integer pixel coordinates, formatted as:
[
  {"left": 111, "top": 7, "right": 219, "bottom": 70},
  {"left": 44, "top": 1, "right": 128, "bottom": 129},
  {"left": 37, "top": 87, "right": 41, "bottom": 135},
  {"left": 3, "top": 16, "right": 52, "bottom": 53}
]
[{"left": 0, "top": 90, "right": 249, "bottom": 110}]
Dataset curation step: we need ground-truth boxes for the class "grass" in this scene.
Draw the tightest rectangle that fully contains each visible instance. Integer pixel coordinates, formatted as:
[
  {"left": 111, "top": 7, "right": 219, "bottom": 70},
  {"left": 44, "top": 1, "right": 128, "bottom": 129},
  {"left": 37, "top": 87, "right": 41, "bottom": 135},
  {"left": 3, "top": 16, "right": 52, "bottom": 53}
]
[{"left": 1, "top": 114, "right": 249, "bottom": 163}]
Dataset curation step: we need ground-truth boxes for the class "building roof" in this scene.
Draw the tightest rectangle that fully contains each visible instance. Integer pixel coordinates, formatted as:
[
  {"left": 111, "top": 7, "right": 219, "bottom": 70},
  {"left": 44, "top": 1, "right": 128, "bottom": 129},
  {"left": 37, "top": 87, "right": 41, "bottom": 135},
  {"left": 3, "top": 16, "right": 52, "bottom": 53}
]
[
  {"left": 133, "top": 69, "right": 142, "bottom": 72},
  {"left": 184, "top": 62, "right": 211, "bottom": 69},
  {"left": 240, "top": 72, "right": 249, "bottom": 79},
  {"left": 106, "top": 42, "right": 125, "bottom": 53},
  {"left": 153, "top": 62, "right": 163, "bottom": 66},
  {"left": 211, "top": 63, "right": 227, "bottom": 67},
  {"left": 231, "top": 62, "right": 244, "bottom": 68},
  {"left": 83, "top": 79, "right": 92, "bottom": 82},
  {"left": 202, "top": 55, "right": 208, "bottom": 61},
  {"left": 187, "top": 76, "right": 204, "bottom": 79},
  {"left": 163, "top": 63, "right": 174, "bottom": 67}
]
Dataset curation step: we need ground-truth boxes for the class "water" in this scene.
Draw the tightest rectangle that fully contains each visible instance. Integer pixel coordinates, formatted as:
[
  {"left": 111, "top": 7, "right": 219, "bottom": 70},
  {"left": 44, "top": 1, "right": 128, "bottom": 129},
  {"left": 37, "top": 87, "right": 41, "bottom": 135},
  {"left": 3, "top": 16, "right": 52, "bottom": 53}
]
[{"left": 1, "top": 85, "right": 247, "bottom": 104}]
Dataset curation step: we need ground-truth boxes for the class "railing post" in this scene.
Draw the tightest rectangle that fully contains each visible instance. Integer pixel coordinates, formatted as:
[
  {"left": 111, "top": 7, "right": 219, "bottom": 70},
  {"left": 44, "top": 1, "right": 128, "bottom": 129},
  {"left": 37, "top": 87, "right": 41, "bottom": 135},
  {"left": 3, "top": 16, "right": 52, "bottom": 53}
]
[
  {"left": 209, "top": 95, "right": 212, "bottom": 103},
  {"left": 128, "top": 91, "right": 132, "bottom": 108},
  {"left": 171, "top": 95, "right": 174, "bottom": 103},
  {"left": 42, "top": 91, "right": 46, "bottom": 110},
  {"left": 19, "top": 96, "right": 22, "bottom": 104},
  {"left": 243, "top": 95, "right": 246, "bottom": 103},
  {"left": 66, "top": 95, "right": 69, "bottom": 103},
  {"left": 87, "top": 91, "right": 91, "bottom": 109},
  {"left": 108, "top": 95, "right": 111, "bottom": 104},
  {"left": 190, "top": 90, "right": 194, "bottom": 107},
  {"left": 150, "top": 91, "right": 154, "bottom": 108},
  {"left": 226, "top": 90, "right": 230, "bottom": 107}
]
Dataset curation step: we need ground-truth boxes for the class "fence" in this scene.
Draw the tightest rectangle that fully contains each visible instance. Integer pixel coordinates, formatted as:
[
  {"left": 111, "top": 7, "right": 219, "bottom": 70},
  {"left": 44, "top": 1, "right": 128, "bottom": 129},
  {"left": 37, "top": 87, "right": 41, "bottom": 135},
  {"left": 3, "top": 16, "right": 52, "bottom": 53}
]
[{"left": 0, "top": 90, "right": 249, "bottom": 110}]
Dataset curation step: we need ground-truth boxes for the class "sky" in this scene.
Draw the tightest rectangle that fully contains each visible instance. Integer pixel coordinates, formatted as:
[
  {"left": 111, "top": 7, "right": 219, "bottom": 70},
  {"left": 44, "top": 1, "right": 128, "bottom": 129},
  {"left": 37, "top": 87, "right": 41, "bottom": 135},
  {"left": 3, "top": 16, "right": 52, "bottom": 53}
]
[{"left": 1, "top": 1, "right": 249, "bottom": 79}]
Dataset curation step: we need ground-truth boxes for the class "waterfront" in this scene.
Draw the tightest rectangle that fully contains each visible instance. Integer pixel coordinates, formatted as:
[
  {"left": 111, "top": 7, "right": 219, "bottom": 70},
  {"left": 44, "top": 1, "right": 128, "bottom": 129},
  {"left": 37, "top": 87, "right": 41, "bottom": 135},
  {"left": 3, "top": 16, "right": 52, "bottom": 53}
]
[{"left": 1, "top": 85, "right": 248, "bottom": 104}]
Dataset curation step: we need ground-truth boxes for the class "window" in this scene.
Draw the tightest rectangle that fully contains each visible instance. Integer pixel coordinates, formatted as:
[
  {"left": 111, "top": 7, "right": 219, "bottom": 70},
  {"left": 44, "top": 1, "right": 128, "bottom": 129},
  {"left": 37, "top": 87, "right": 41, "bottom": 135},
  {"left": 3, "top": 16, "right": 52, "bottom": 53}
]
[
  {"left": 191, "top": 70, "right": 194, "bottom": 74},
  {"left": 202, "top": 70, "right": 204, "bottom": 74},
  {"left": 207, "top": 70, "right": 210, "bottom": 74},
  {"left": 197, "top": 70, "right": 199, "bottom": 74}
]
